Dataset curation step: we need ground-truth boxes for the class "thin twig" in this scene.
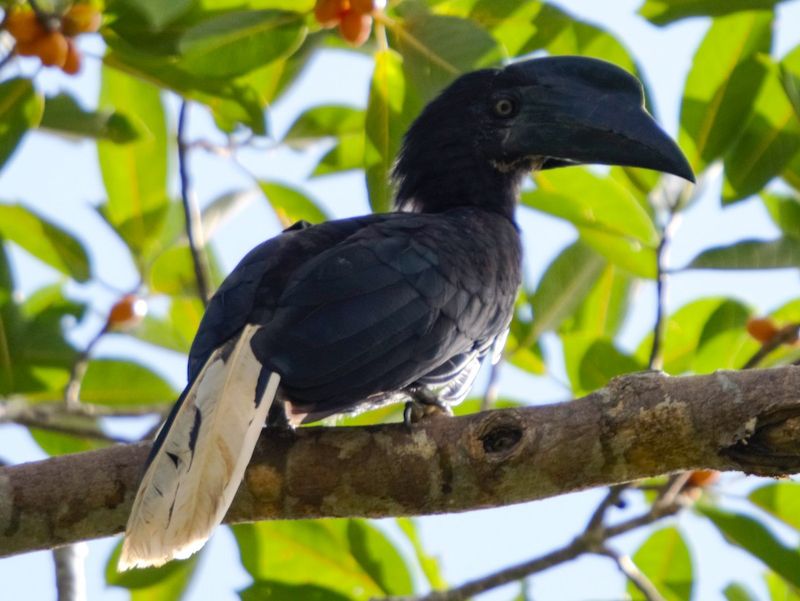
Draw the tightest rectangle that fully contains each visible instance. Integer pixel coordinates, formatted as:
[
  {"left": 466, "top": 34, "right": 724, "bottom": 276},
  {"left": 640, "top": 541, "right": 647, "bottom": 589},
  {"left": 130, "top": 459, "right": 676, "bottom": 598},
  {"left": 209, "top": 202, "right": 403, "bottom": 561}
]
[
  {"left": 597, "top": 546, "right": 665, "bottom": 601},
  {"left": 0, "top": 46, "right": 15, "bottom": 71},
  {"left": 64, "top": 329, "right": 104, "bottom": 410},
  {"left": 382, "top": 499, "right": 685, "bottom": 601},
  {"left": 177, "top": 100, "right": 212, "bottom": 306},
  {"left": 648, "top": 211, "right": 679, "bottom": 371},
  {"left": 585, "top": 484, "right": 626, "bottom": 534},
  {"left": 53, "top": 543, "right": 88, "bottom": 601}
]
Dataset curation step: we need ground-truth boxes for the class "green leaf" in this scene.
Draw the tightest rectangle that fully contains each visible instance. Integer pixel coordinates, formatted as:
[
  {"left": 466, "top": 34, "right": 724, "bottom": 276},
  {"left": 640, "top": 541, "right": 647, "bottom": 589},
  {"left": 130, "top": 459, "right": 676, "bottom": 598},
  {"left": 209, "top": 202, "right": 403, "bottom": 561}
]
[
  {"left": 628, "top": 526, "right": 693, "bottom": 601},
  {"left": 395, "top": 518, "right": 446, "bottom": 590},
  {"left": 29, "top": 427, "right": 107, "bottom": 456},
  {"left": 40, "top": 93, "right": 140, "bottom": 143},
  {"left": 113, "top": 0, "right": 195, "bottom": 29},
  {"left": 679, "top": 11, "right": 772, "bottom": 172},
  {"left": 783, "top": 44, "right": 800, "bottom": 120},
  {"left": 639, "top": 0, "right": 787, "bottom": 26},
  {"left": 723, "top": 56, "right": 800, "bottom": 203},
  {"left": 80, "top": 359, "right": 177, "bottom": 406},
  {"left": 258, "top": 181, "right": 328, "bottom": 227},
  {"left": 692, "top": 299, "right": 758, "bottom": 372},
  {"left": 578, "top": 227, "right": 657, "bottom": 279},
  {"left": 563, "top": 334, "right": 644, "bottom": 395},
  {"left": 133, "top": 296, "right": 204, "bottom": 354},
  {"left": 178, "top": 11, "right": 306, "bottom": 78},
  {"left": 389, "top": 13, "right": 502, "bottom": 102},
  {"left": 365, "top": 49, "right": 409, "bottom": 214},
  {"left": 724, "top": 582, "right": 759, "bottom": 601},
  {"left": 762, "top": 193, "right": 800, "bottom": 239},
  {"left": 346, "top": 520, "right": 413, "bottom": 595},
  {"left": 106, "top": 539, "right": 200, "bottom": 596},
  {"left": 283, "top": 105, "right": 364, "bottom": 147},
  {"left": 765, "top": 570, "right": 800, "bottom": 600},
  {"left": 0, "top": 204, "right": 91, "bottom": 282},
  {"left": 635, "top": 298, "right": 732, "bottom": 374},
  {"left": 562, "top": 265, "right": 632, "bottom": 338},
  {"left": 527, "top": 168, "right": 659, "bottom": 245},
  {"left": 699, "top": 505, "right": 800, "bottom": 589},
  {"left": 313, "top": 133, "right": 366, "bottom": 176},
  {"left": 240, "top": 581, "right": 352, "bottom": 601},
  {"left": 523, "top": 242, "right": 606, "bottom": 345},
  {"left": 687, "top": 237, "right": 800, "bottom": 270},
  {"left": 749, "top": 482, "right": 800, "bottom": 531},
  {"left": 0, "top": 78, "right": 44, "bottom": 173},
  {"left": 148, "top": 244, "right": 224, "bottom": 297},
  {"left": 98, "top": 66, "right": 169, "bottom": 262},
  {"left": 234, "top": 520, "right": 409, "bottom": 599}
]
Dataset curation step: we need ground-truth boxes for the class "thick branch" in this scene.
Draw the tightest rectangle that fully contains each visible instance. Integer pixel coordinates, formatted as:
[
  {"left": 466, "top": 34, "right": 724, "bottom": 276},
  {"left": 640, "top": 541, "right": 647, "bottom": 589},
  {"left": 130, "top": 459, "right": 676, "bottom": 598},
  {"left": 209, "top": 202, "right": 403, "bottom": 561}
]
[{"left": 2, "top": 366, "right": 800, "bottom": 557}]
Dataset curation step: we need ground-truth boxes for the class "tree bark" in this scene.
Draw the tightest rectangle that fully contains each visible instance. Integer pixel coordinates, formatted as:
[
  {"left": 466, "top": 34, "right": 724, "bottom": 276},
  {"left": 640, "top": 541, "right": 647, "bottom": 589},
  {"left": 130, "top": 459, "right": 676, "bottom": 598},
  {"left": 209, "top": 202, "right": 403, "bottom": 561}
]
[{"left": 2, "top": 366, "right": 800, "bottom": 558}]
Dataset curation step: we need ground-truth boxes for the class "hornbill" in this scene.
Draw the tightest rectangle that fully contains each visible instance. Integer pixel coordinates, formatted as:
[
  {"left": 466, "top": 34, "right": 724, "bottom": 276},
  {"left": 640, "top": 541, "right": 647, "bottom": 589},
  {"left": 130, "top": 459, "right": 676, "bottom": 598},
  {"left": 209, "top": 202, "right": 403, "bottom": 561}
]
[{"left": 119, "top": 56, "right": 694, "bottom": 569}]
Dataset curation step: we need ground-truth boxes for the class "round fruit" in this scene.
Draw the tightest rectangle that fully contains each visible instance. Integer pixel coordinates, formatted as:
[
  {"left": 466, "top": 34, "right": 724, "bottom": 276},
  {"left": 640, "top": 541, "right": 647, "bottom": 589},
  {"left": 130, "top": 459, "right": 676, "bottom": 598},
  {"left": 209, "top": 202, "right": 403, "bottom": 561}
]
[
  {"left": 107, "top": 294, "right": 148, "bottom": 330},
  {"left": 314, "top": 0, "right": 348, "bottom": 28},
  {"left": 62, "top": 4, "right": 101, "bottom": 37},
  {"left": 62, "top": 38, "right": 81, "bottom": 74},
  {"left": 746, "top": 317, "right": 779, "bottom": 343},
  {"left": 686, "top": 470, "right": 719, "bottom": 489},
  {"left": 20, "top": 31, "right": 68, "bottom": 67},
  {"left": 5, "top": 8, "right": 46, "bottom": 44},
  {"left": 339, "top": 11, "right": 371, "bottom": 46},
  {"left": 350, "top": 0, "right": 375, "bottom": 14}
]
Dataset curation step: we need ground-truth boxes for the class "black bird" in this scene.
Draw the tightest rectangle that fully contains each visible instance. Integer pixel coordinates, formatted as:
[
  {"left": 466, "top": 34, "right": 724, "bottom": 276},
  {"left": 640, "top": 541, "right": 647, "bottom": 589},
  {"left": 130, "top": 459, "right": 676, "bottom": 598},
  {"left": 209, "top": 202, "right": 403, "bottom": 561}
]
[{"left": 119, "top": 56, "right": 694, "bottom": 569}]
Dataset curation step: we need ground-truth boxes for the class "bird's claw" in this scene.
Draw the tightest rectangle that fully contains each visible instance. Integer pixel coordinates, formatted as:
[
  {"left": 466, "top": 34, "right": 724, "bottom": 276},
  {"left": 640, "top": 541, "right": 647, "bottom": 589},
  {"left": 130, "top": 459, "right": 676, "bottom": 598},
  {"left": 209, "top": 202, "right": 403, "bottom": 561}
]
[{"left": 403, "top": 394, "right": 453, "bottom": 428}]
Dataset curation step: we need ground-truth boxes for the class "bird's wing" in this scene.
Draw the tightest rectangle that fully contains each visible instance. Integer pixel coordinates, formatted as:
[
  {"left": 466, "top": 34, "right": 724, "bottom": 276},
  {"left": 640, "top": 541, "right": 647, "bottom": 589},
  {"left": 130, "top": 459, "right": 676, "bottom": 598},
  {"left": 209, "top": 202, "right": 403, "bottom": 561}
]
[
  {"left": 253, "top": 213, "right": 516, "bottom": 415},
  {"left": 118, "top": 324, "right": 279, "bottom": 570}
]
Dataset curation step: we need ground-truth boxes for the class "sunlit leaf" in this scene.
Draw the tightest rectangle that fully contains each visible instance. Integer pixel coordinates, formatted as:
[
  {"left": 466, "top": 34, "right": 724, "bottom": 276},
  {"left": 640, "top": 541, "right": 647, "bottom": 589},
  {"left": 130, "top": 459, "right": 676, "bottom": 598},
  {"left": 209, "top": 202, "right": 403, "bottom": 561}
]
[
  {"left": 40, "top": 92, "right": 140, "bottom": 143},
  {"left": 639, "top": 0, "right": 787, "bottom": 26},
  {"left": 687, "top": 237, "right": 800, "bottom": 270},
  {"left": 724, "top": 582, "right": 759, "bottom": 601},
  {"left": 578, "top": 227, "right": 657, "bottom": 279},
  {"left": 749, "top": 482, "right": 800, "bottom": 531},
  {"left": 0, "top": 204, "right": 91, "bottom": 282},
  {"left": 97, "top": 66, "right": 169, "bottom": 262},
  {"left": 679, "top": 11, "right": 772, "bottom": 172},
  {"left": 562, "top": 264, "right": 632, "bottom": 338},
  {"left": 81, "top": 359, "right": 177, "bottom": 406},
  {"left": 0, "top": 78, "right": 44, "bottom": 173},
  {"left": 234, "top": 520, "right": 410, "bottom": 599},
  {"left": 761, "top": 193, "right": 800, "bottom": 239},
  {"left": 389, "top": 13, "right": 501, "bottom": 102},
  {"left": 628, "top": 526, "right": 693, "bottom": 601},
  {"left": 699, "top": 505, "right": 800, "bottom": 589},
  {"left": 240, "top": 581, "right": 352, "bottom": 601},
  {"left": 765, "top": 570, "right": 800, "bottom": 600},
  {"left": 283, "top": 105, "right": 364, "bottom": 147},
  {"left": 635, "top": 298, "right": 732, "bottom": 374},
  {"left": 258, "top": 181, "right": 328, "bottom": 227},
  {"left": 395, "top": 518, "right": 447, "bottom": 590},
  {"left": 365, "top": 49, "right": 408, "bottom": 214},
  {"left": 523, "top": 242, "right": 605, "bottom": 346},
  {"left": 691, "top": 300, "right": 758, "bottom": 372},
  {"left": 563, "top": 334, "right": 643, "bottom": 395},
  {"left": 528, "top": 168, "right": 658, "bottom": 245},
  {"left": 133, "top": 297, "right": 203, "bottom": 354},
  {"left": 722, "top": 56, "right": 800, "bottom": 203},
  {"left": 313, "top": 133, "right": 366, "bottom": 176},
  {"left": 112, "top": 0, "right": 195, "bottom": 29},
  {"left": 178, "top": 11, "right": 306, "bottom": 78}
]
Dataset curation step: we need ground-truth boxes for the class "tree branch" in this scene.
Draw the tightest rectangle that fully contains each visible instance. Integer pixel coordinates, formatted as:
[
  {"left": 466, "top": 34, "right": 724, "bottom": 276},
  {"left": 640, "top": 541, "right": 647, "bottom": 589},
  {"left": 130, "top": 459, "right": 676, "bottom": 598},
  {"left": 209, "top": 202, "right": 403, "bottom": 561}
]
[{"left": 2, "top": 366, "right": 800, "bottom": 557}]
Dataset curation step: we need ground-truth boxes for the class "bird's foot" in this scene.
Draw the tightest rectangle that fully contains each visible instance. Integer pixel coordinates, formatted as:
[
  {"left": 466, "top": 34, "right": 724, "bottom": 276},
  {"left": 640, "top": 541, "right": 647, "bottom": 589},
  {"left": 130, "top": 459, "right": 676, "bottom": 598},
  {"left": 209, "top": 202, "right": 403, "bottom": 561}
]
[{"left": 403, "top": 391, "right": 453, "bottom": 428}]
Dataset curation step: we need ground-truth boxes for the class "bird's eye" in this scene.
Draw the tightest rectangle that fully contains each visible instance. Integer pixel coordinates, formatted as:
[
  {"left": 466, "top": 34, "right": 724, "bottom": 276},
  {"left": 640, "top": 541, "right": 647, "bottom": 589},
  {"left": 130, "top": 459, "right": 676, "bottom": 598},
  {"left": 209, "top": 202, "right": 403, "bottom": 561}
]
[{"left": 493, "top": 97, "right": 517, "bottom": 118}]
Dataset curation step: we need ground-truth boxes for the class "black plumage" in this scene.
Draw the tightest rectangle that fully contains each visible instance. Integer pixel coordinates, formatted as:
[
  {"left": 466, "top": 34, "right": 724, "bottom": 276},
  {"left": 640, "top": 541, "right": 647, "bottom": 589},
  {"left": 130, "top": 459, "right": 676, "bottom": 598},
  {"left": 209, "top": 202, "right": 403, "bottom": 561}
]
[{"left": 120, "top": 56, "right": 694, "bottom": 569}]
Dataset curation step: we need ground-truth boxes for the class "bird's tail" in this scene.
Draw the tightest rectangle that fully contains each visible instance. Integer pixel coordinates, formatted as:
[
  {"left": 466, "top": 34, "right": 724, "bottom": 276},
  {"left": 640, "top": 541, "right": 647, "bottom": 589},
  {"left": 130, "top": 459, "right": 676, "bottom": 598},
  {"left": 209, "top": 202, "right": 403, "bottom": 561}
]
[{"left": 118, "top": 324, "right": 279, "bottom": 570}]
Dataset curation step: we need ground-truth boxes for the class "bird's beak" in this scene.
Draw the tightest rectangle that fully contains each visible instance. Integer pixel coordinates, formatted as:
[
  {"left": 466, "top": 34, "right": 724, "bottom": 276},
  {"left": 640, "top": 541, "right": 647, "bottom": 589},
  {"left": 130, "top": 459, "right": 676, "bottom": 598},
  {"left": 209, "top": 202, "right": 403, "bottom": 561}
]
[{"left": 502, "top": 57, "right": 695, "bottom": 183}]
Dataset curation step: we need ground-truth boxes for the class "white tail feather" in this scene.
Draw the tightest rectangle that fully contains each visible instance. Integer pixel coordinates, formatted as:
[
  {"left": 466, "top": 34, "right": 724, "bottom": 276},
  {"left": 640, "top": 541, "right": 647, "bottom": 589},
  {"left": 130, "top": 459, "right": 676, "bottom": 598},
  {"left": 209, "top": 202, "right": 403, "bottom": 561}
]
[{"left": 118, "top": 324, "right": 279, "bottom": 570}]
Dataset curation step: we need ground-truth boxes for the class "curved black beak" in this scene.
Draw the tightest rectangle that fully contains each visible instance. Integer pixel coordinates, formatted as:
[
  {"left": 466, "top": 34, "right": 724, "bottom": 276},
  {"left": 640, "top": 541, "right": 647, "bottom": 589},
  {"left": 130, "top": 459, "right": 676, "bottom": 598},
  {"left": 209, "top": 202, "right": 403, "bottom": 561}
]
[{"left": 502, "top": 57, "right": 695, "bottom": 183}]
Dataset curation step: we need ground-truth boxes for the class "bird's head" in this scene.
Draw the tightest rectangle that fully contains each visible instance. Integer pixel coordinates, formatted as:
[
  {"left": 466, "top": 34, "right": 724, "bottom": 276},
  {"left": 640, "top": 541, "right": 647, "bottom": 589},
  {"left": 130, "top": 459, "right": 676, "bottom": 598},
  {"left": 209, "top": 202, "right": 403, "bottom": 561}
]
[{"left": 393, "top": 56, "right": 694, "bottom": 215}]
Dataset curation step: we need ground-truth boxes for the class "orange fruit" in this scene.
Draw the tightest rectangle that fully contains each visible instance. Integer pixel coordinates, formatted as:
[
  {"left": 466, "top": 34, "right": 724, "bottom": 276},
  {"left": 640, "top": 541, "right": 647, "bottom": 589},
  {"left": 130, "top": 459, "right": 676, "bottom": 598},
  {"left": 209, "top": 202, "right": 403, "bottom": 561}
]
[
  {"left": 350, "top": 0, "right": 376, "bottom": 14},
  {"left": 339, "top": 11, "right": 371, "bottom": 46},
  {"left": 746, "top": 317, "right": 779, "bottom": 343},
  {"left": 314, "top": 0, "right": 348, "bottom": 28},
  {"left": 62, "top": 4, "right": 101, "bottom": 37},
  {"left": 19, "top": 31, "right": 68, "bottom": 67},
  {"left": 107, "top": 294, "right": 148, "bottom": 330},
  {"left": 5, "top": 8, "right": 46, "bottom": 43},
  {"left": 686, "top": 470, "right": 719, "bottom": 489},
  {"left": 62, "top": 38, "right": 81, "bottom": 74}
]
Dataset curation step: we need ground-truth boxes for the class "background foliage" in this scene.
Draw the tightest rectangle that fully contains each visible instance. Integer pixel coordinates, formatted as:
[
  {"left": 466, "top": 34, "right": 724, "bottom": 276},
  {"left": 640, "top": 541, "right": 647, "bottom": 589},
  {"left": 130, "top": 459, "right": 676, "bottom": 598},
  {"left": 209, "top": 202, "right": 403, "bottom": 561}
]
[{"left": 2, "top": 0, "right": 800, "bottom": 599}]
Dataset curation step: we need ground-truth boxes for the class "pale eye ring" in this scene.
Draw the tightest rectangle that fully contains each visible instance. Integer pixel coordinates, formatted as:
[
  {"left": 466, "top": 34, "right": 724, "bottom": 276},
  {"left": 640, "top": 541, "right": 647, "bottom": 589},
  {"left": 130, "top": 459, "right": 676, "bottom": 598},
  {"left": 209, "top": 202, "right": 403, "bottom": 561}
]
[{"left": 493, "top": 97, "right": 517, "bottom": 118}]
